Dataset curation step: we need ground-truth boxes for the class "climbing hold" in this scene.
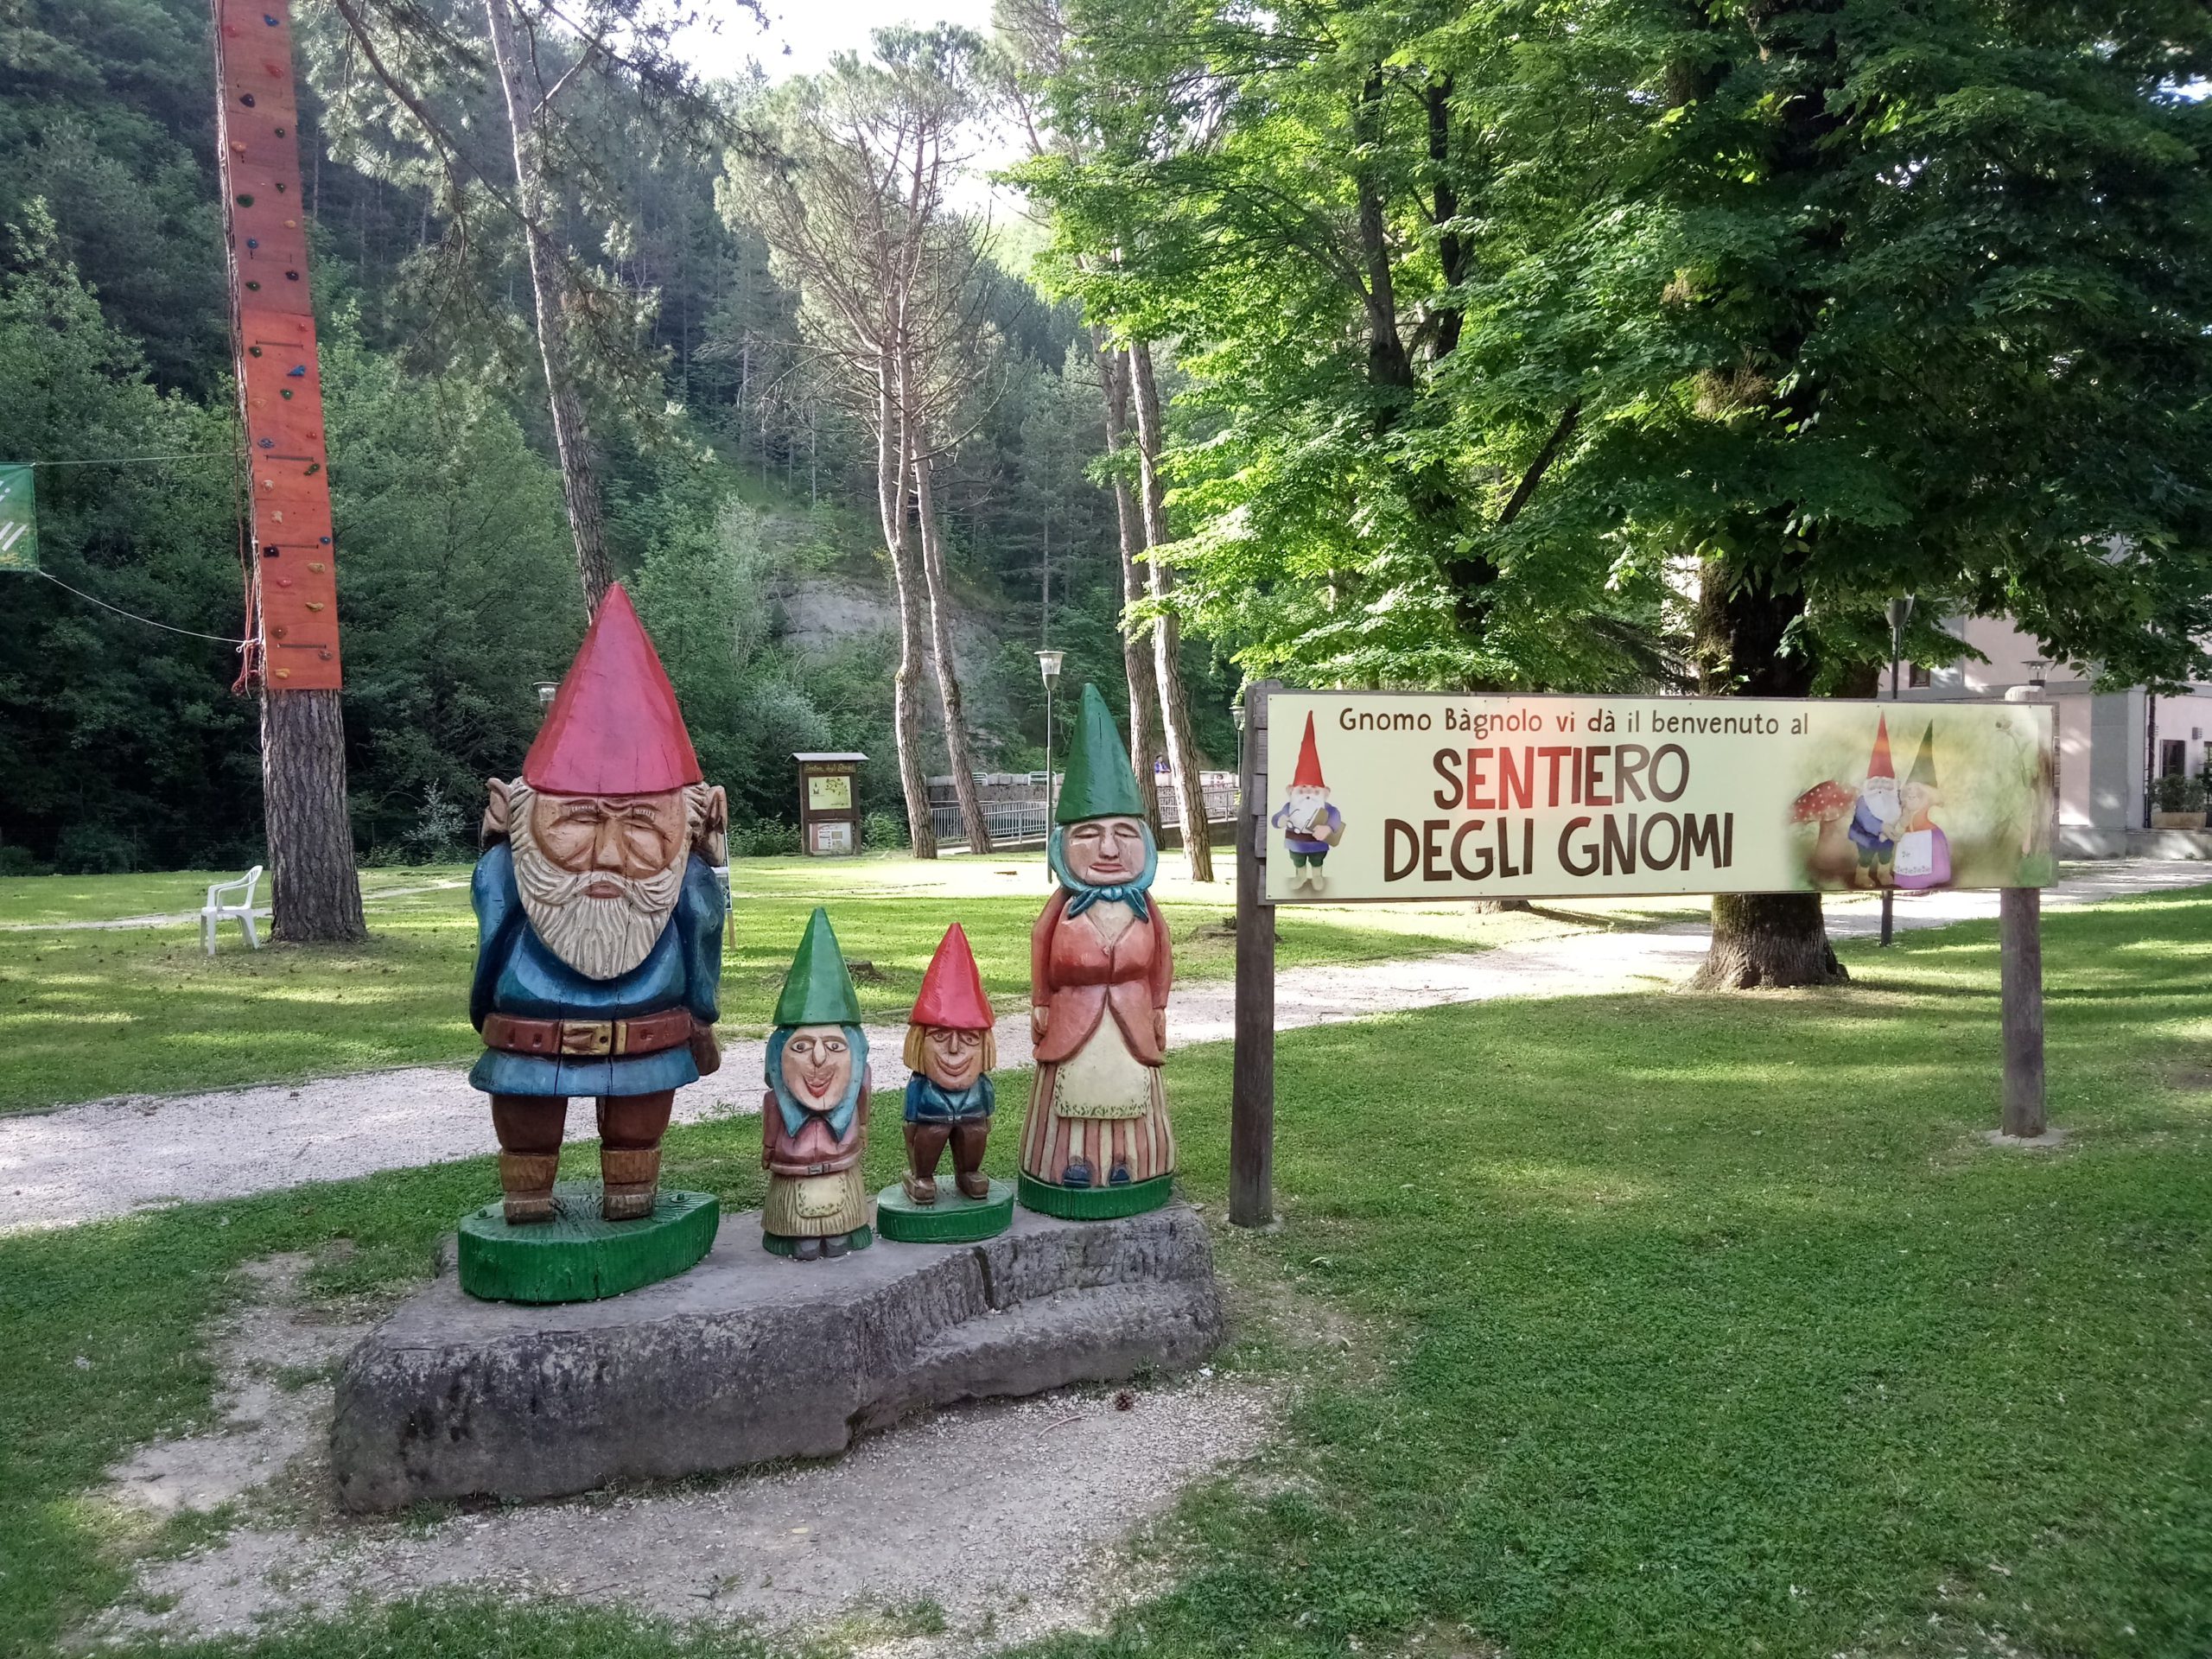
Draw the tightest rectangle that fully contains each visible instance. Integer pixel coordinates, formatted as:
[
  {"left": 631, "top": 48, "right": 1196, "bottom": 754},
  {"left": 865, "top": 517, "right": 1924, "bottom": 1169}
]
[
  {"left": 275, "top": 126, "right": 287, "bottom": 137},
  {"left": 280, "top": 389, "right": 293, "bottom": 400},
  {"left": 263, "top": 544, "right": 281, "bottom": 558},
  {"left": 236, "top": 194, "right": 254, "bottom": 207},
  {"left": 284, "top": 218, "right": 297, "bottom": 228},
  {"left": 275, "top": 181, "right": 287, "bottom": 193},
  {"left": 241, "top": 93, "right": 256, "bottom": 106},
  {"left": 274, "top": 668, "right": 291, "bottom": 679},
  {"left": 287, "top": 365, "right": 306, "bottom": 377},
  {"left": 307, "top": 561, "right": 327, "bottom": 573},
  {"left": 257, "top": 437, "right": 276, "bottom": 448},
  {"left": 285, "top": 270, "right": 299, "bottom": 281},
  {"left": 248, "top": 346, "right": 263, "bottom": 357},
  {"left": 303, "top": 462, "right": 321, "bottom": 475},
  {"left": 317, "top": 536, "right": 331, "bottom": 544},
  {"left": 245, "top": 237, "right": 260, "bottom": 250},
  {"left": 264, "top": 13, "right": 280, "bottom": 24},
  {"left": 245, "top": 280, "right": 261, "bottom": 290},
  {"left": 306, "top": 601, "right": 326, "bottom": 613},
  {"left": 230, "top": 141, "right": 246, "bottom": 156}
]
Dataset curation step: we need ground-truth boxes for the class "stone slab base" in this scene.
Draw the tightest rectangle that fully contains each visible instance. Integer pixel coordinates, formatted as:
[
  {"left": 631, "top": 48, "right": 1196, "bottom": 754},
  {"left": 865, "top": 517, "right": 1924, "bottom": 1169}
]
[
  {"left": 456, "top": 1184, "right": 718, "bottom": 1305},
  {"left": 331, "top": 1201, "right": 1224, "bottom": 1511},
  {"left": 875, "top": 1179, "right": 1014, "bottom": 1243}
]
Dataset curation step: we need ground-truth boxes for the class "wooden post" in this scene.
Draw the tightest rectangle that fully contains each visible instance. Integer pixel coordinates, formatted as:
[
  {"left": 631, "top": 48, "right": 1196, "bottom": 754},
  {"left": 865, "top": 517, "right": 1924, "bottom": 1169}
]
[
  {"left": 1230, "top": 680, "right": 1278, "bottom": 1228},
  {"left": 2000, "top": 885, "right": 2046, "bottom": 1137}
]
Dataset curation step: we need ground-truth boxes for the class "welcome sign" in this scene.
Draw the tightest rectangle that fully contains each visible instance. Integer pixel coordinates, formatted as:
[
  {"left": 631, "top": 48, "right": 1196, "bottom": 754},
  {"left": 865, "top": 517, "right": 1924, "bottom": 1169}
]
[{"left": 1262, "top": 692, "right": 2056, "bottom": 904}]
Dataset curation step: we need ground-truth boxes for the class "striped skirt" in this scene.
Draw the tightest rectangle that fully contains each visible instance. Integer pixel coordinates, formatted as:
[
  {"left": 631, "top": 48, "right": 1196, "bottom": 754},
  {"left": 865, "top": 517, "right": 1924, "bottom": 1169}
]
[
  {"left": 763, "top": 1167, "right": 869, "bottom": 1237},
  {"left": 1020, "top": 1019, "right": 1175, "bottom": 1186}
]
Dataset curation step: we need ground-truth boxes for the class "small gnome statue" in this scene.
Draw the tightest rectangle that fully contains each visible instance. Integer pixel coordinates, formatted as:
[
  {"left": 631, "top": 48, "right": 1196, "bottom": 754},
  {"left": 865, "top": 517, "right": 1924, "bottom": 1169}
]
[
  {"left": 762, "top": 907, "right": 873, "bottom": 1260},
  {"left": 469, "top": 585, "right": 727, "bottom": 1224},
  {"left": 1017, "top": 684, "right": 1177, "bottom": 1217},
  {"left": 902, "top": 923, "right": 996, "bottom": 1204},
  {"left": 1270, "top": 711, "right": 1344, "bottom": 891}
]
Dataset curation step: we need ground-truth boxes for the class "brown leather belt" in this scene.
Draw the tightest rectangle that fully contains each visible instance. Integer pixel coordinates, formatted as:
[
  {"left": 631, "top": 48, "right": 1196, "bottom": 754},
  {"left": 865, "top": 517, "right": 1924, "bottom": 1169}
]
[{"left": 481, "top": 1008, "right": 695, "bottom": 1059}]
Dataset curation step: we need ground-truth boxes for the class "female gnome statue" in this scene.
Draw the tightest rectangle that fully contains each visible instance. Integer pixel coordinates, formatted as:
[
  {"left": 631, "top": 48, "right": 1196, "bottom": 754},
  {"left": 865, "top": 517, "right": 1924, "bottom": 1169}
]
[
  {"left": 761, "top": 907, "right": 872, "bottom": 1259},
  {"left": 1018, "top": 684, "right": 1177, "bottom": 1218}
]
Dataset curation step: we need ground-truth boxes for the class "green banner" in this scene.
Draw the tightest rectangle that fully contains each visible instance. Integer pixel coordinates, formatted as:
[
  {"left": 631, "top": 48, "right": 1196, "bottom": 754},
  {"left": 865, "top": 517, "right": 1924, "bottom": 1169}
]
[{"left": 0, "top": 466, "right": 33, "bottom": 572}]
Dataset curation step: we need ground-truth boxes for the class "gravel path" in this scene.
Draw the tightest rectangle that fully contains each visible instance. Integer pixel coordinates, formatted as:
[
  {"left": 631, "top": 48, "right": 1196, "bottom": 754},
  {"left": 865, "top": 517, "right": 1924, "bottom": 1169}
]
[{"left": 5, "top": 861, "right": 2204, "bottom": 1231}]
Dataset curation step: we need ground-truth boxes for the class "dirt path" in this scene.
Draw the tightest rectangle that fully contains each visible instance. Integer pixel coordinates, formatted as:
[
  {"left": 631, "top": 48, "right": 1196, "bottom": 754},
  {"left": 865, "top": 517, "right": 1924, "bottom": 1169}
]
[{"left": 4, "top": 861, "right": 2204, "bottom": 1231}]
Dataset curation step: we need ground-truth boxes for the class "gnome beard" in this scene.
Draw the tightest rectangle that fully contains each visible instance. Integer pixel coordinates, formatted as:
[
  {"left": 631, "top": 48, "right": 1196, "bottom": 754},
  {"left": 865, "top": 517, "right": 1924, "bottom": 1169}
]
[{"left": 507, "top": 781, "right": 696, "bottom": 980}]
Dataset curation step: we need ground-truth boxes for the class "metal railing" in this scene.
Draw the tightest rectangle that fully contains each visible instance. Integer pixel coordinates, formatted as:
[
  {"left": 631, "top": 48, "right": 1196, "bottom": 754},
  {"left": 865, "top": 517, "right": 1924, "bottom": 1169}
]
[{"left": 925, "top": 772, "right": 1238, "bottom": 848}]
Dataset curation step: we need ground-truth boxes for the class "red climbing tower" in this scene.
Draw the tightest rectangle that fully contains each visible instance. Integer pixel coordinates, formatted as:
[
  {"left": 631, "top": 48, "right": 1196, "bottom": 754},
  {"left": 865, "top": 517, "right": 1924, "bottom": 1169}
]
[{"left": 213, "top": 0, "right": 341, "bottom": 690}]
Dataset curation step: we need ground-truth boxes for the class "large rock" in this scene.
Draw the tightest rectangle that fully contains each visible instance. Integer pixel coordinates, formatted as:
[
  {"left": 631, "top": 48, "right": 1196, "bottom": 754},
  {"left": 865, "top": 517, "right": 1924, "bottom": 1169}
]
[{"left": 330, "top": 1201, "right": 1224, "bottom": 1511}]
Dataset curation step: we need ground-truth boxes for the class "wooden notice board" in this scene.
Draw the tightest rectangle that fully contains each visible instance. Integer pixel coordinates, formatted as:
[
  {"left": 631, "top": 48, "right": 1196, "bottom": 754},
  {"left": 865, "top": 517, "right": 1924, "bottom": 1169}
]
[
  {"left": 795, "top": 753, "right": 865, "bottom": 856},
  {"left": 213, "top": 0, "right": 342, "bottom": 690}
]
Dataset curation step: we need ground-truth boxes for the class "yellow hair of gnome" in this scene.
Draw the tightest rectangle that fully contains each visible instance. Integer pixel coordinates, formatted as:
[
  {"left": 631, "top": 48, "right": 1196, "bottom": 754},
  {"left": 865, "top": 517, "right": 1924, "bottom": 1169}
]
[{"left": 904, "top": 1023, "right": 998, "bottom": 1075}]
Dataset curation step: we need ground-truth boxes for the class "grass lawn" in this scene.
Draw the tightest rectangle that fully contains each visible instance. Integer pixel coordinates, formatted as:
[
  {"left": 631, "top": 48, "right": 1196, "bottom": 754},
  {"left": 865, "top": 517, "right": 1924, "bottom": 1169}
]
[
  {"left": 2, "top": 891, "right": 2208, "bottom": 1656},
  {"left": 0, "top": 853, "right": 1605, "bottom": 1113}
]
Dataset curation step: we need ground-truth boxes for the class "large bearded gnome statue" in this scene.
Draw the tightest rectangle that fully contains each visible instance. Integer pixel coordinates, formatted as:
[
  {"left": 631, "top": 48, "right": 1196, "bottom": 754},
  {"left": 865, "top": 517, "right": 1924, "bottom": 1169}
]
[
  {"left": 470, "top": 585, "right": 728, "bottom": 1225},
  {"left": 1017, "top": 684, "right": 1178, "bottom": 1220}
]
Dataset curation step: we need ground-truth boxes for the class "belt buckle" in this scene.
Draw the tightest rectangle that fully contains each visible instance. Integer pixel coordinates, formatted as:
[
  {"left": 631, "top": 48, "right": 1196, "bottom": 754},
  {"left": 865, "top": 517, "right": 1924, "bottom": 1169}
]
[{"left": 558, "top": 1020, "right": 614, "bottom": 1057}]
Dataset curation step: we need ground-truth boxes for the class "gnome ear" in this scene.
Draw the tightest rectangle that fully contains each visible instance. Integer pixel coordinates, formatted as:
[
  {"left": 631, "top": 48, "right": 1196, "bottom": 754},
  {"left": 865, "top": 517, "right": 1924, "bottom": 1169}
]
[
  {"left": 482, "top": 777, "right": 513, "bottom": 848},
  {"left": 696, "top": 784, "right": 728, "bottom": 864}
]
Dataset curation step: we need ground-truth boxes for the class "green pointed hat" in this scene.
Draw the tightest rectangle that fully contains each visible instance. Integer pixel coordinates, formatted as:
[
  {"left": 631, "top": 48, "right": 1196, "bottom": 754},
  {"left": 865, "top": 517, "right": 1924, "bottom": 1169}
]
[
  {"left": 1908, "top": 723, "right": 1938, "bottom": 788},
  {"left": 1055, "top": 683, "right": 1146, "bottom": 824},
  {"left": 772, "top": 906, "right": 863, "bottom": 1027}
]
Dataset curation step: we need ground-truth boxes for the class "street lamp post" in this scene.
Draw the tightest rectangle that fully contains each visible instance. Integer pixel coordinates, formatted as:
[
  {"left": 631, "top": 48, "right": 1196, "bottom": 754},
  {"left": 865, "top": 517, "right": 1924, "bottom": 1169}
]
[
  {"left": 1037, "top": 649, "right": 1064, "bottom": 864},
  {"left": 1879, "top": 594, "right": 1916, "bottom": 947}
]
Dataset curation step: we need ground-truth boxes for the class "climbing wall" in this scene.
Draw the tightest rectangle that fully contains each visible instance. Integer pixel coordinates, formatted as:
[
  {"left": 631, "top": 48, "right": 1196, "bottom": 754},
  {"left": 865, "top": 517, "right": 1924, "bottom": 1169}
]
[{"left": 213, "top": 0, "right": 341, "bottom": 691}]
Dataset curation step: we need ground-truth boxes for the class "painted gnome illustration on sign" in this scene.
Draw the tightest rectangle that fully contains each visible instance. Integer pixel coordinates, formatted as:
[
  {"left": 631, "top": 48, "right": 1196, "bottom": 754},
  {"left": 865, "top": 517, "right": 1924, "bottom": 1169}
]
[
  {"left": 902, "top": 923, "right": 996, "bottom": 1205},
  {"left": 469, "top": 585, "right": 728, "bottom": 1224},
  {"left": 1018, "top": 684, "right": 1178, "bottom": 1218},
  {"left": 1270, "top": 711, "right": 1345, "bottom": 891},
  {"left": 1847, "top": 714, "right": 1903, "bottom": 887},
  {"left": 762, "top": 907, "right": 873, "bottom": 1259},
  {"left": 1891, "top": 723, "right": 1952, "bottom": 891}
]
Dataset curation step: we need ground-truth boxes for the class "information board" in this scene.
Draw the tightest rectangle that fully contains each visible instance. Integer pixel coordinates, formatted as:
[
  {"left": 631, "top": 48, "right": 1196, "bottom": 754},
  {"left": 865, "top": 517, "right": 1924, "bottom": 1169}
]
[{"left": 1263, "top": 693, "right": 2056, "bottom": 904}]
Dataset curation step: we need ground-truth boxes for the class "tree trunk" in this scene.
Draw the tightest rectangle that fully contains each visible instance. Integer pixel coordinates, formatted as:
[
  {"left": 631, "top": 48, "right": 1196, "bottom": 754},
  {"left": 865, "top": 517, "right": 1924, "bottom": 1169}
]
[
  {"left": 1126, "top": 341, "right": 1214, "bottom": 880},
  {"left": 485, "top": 0, "right": 613, "bottom": 614},
  {"left": 1693, "top": 559, "right": 1846, "bottom": 986},
  {"left": 910, "top": 443, "right": 993, "bottom": 853},
  {"left": 1693, "top": 893, "right": 1844, "bottom": 988},
  {"left": 1094, "top": 334, "right": 1163, "bottom": 830},
  {"left": 260, "top": 689, "right": 365, "bottom": 943},
  {"left": 873, "top": 366, "right": 937, "bottom": 856}
]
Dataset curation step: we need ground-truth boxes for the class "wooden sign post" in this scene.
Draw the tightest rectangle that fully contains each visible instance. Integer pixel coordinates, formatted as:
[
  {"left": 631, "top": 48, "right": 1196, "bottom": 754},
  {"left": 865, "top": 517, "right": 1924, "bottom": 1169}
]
[
  {"left": 1230, "top": 681, "right": 1279, "bottom": 1228},
  {"left": 1225, "top": 688, "right": 2059, "bottom": 1228}
]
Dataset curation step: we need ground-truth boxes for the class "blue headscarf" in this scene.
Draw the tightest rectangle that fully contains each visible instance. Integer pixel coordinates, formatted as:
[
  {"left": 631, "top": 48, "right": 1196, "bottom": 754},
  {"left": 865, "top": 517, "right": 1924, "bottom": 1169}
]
[
  {"left": 1048, "top": 820, "right": 1159, "bottom": 919},
  {"left": 765, "top": 1023, "right": 869, "bottom": 1142}
]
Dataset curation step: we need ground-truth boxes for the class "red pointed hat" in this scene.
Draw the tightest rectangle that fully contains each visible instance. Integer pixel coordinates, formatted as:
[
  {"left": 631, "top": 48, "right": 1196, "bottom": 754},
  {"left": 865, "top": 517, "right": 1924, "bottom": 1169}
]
[
  {"left": 1867, "top": 715, "right": 1894, "bottom": 780},
  {"left": 911, "top": 923, "right": 992, "bottom": 1030},
  {"left": 523, "top": 584, "right": 702, "bottom": 795},
  {"left": 1290, "top": 712, "right": 1327, "bottom": 790}
]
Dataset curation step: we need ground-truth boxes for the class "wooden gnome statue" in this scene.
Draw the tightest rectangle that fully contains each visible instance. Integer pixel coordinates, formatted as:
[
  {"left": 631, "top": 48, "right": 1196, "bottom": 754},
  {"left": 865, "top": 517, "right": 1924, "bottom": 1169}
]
[
  {"left": 902, "top": 923, "right": 996, "bottom": 1205},
  {"left": 1017, "top": 684, "right": 1178, "bottom": 1219},
  {"left": 762, "top": 907, "right": 873, "bottom": 1260},
  {"left": 468, "top": 584, "right": 728, "bottom": 1225}
]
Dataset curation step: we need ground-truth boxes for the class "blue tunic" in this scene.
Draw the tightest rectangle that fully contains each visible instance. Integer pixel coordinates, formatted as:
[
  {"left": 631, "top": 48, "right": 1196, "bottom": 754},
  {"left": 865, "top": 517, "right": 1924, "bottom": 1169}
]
[
  {"left": 904, "top": 1073, "right": 995, "bottom": 1124},
  {"left": 467, "top": 842, "right": 723, "bottom": 1098}
]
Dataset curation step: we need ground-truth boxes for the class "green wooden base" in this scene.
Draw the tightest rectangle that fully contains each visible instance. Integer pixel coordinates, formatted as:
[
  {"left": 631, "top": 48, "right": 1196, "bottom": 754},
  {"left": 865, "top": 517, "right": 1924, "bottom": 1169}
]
[
  {"left": 874, "top": 1179, "right": 1015, "bottom": 1243},
  {"left": 457, "top": 1183, "right": 718, "bottom": 1305},
  {"left": 760, "top": 1224, "right": 874, "bottom": 1257},
  {"left": 1016, "top": 1171, "right": 1175, "bottom": 1221}
]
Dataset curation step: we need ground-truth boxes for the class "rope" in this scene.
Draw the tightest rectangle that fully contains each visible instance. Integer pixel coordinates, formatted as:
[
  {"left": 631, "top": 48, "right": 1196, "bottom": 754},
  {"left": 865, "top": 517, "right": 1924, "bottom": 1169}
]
[
  {"left": 30, "top": 569, "right": 252, "bottom": 644},
  {"left": 22, "top": 451, "right": 236, "bottom": 468}
]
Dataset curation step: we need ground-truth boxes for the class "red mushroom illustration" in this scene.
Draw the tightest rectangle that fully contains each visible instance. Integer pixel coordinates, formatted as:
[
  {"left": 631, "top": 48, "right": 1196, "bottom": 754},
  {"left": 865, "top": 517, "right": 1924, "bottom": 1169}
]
[{"left": 1791, "top": 779, "right": 1860, "bottom": 888}]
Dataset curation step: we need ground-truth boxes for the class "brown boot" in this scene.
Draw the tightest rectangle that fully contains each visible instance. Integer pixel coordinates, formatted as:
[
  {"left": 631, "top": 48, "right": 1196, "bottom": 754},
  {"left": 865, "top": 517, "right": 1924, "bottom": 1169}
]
[
  {"left": 491, "top": 1093, "right": 568, "bottom": 1224},
  {"left": 951, "top": 1118, "right": 991, "bottom": 1200},
  {"left": 499, "top": 1152, "right": 561, "bottom": 1224},
  {"left": 904, "top": 1122, "right": 951, "bottom": 1204},
  {"left": 599, "top": 1147, "right": 660, "bottom": 1220},
  {"left": 596, "top": 1091, "right": 675, "bottom": 1222}
]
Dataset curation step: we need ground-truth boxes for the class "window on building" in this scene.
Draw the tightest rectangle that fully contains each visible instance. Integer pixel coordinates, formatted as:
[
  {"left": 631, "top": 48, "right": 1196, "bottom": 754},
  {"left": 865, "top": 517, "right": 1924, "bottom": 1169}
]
[
  {"left": 1907, "top": 663, "right": 1931, "bottom": 689},
  {"left": 2162, "top": 739, "right": 2187, "bottom": 777}
]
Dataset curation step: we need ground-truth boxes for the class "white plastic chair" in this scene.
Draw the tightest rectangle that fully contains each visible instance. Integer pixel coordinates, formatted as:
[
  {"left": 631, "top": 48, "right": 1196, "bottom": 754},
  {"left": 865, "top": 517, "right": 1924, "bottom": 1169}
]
[{"left": 201, "top": 865, "right": 264, "bottom": 956}]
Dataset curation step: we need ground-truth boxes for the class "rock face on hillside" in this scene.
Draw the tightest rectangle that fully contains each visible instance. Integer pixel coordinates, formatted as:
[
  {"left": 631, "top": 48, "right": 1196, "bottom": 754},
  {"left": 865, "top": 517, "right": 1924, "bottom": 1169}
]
[{"left": 778, "top": 575, "right": 1018, "bottom": 744}]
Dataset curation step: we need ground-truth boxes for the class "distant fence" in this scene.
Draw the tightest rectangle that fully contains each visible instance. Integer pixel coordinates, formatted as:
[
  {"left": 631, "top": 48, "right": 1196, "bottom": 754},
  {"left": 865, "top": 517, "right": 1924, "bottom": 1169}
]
[{"left": 925, "top": 770, "right": 1239, "bottom": 849}]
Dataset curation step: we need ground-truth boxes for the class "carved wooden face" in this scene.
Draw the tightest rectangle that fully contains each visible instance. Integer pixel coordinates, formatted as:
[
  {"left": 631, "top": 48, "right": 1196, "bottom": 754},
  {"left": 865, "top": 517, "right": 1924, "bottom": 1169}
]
[
  {"left": 1065, "top": 816, "right": 1147, "bottom": 887},
  {"left": 528, "top": 789, "right": 689, "bottom": 895},
  {"left": 780, "top": 1025, "right": 854, "bottom": 1112},
  {"left": 918, "top": 1025, "right": 985, "bottom": 1091}
]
